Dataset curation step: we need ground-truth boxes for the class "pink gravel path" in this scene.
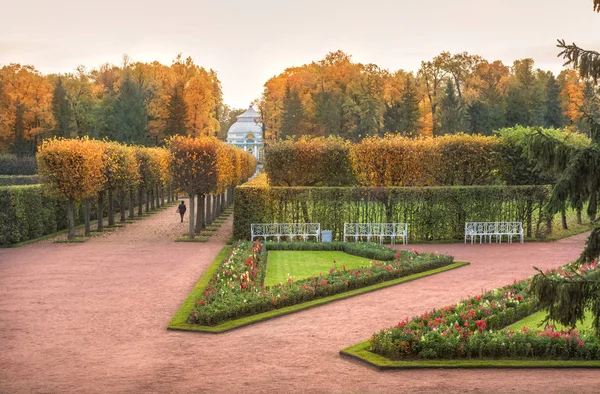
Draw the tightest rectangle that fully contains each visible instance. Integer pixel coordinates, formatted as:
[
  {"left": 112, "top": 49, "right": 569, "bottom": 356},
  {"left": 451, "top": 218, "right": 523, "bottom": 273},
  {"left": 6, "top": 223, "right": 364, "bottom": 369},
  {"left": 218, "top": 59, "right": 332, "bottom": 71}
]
[{"left": 0, "top": 207, "right": 598, "bottom": 394}]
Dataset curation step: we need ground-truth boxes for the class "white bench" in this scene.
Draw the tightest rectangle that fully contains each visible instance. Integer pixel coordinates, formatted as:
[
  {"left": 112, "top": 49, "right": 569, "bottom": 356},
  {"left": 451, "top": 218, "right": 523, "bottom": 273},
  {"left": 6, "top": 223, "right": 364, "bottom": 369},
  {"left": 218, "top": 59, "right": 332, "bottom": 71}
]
[
  {"left": 464, "top": 222, "right": 524, "bottom": 244},
  {"left": 251, "top": 223, "right": 321, "bottom": 242},
  {"left": 343, "top": 223, "right": 408, "bottom": 245}
]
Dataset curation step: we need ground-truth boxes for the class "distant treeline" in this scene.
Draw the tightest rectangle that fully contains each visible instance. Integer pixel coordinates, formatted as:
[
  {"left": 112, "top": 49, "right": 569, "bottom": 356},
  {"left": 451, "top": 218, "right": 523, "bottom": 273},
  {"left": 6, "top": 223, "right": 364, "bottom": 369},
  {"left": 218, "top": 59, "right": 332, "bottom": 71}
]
[
  {"left": 260, "top": 51, "right": 600, "bottom": 140},
  {"left": 0, "top": 55, "right": 244, "bottom": 155}
]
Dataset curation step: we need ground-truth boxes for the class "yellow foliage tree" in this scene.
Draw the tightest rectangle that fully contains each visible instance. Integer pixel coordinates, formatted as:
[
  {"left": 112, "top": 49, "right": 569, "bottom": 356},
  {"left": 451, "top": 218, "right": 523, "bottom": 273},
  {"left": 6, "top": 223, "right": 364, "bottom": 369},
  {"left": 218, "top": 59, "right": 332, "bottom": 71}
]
[{"left": 37, "top": 137, "right": 106, "bottom": 239}]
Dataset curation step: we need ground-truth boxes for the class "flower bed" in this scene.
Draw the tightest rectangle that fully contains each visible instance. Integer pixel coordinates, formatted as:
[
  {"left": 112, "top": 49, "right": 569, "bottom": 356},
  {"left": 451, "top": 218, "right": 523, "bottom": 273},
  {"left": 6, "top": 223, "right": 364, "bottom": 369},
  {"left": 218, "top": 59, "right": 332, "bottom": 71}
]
[
  {"left": 186, "top": 241, "right": 455, "bottom": 326},
  {"left": 368, "top": 261, "right": 600, "bottom": 362}
]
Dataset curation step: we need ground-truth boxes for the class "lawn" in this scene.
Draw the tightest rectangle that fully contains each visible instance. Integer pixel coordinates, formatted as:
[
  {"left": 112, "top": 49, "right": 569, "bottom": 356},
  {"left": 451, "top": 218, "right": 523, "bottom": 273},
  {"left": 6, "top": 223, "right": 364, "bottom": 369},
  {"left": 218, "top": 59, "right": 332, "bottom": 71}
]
[
  {"left": 505, "top": 310, "right": 594, "bottom": 332},
  {"left": 265, "top": 251, "right": 372, "bottom": 286}
]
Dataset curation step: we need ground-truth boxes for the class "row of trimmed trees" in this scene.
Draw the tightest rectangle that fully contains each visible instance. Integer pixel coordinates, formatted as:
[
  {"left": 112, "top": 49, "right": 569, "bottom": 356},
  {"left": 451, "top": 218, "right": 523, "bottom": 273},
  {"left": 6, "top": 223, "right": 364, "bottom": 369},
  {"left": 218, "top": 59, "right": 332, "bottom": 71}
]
[
  {"left": 264, "top": 131, "right": 590, "bottom": 188},
  {"left": 37, "top": 137, "right": 255, "bottom": 240},
  {"left": 168, "top": 135, "right": 256, "bottom": 238}
]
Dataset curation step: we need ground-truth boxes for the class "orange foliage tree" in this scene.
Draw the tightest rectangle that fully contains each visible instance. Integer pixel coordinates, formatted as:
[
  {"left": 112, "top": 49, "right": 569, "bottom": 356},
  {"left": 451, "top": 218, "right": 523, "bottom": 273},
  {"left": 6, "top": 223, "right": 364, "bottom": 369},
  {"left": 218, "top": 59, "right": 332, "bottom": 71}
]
[{"left": 37, "top": 137, "right": 106, "bottom": 239}]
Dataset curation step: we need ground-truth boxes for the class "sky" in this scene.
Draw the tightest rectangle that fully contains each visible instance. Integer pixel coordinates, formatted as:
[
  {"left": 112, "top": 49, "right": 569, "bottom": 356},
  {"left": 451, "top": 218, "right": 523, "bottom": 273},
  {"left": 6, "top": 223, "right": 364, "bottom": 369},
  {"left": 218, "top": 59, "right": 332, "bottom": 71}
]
[{"left": 1, "top": 0, "right": 598, "bottom": 108}]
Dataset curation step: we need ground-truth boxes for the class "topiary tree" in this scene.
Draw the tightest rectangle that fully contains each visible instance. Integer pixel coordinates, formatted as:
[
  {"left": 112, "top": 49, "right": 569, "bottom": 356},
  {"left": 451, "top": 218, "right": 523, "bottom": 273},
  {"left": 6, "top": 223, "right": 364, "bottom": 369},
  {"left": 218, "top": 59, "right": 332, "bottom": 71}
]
[
  {"left": 265, "top": 136, "right": 355, "bottom": 186},
  {"left": 168, "top": 136, "right": 219, "bottom": 238},
  {"left": 37, "top": 137, "right": 106, "bottom": 239}
]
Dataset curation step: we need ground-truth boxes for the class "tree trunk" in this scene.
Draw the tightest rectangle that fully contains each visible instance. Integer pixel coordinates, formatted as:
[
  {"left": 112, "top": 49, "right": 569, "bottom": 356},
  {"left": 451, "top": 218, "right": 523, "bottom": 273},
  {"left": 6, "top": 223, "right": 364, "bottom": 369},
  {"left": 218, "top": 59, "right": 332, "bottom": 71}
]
[
  {"left": 206, "top": 194, "right": 212, "bottom": 225},
  {"left": 526, "top": 199, "right": 533, "bottom": 238},
  {"left": 160, "top": 186, "right": 165, "bottom": 206},
  {"left": 561, "top": 207, "right": 568, "bottom": 230},
  {"left": 188, "top": 193, "right": 195, "bottom": 239},
  {"left": 97, "top": 190, "right": 104, "bottom": 231},
  {"left": 129, "top": 188, "right": 135, "bottom": 219},
  {"left": 67, "top": 197, "right": 75, "bottom": 240},
  {"left": 577, "top": 208, "right": 582, "bottom": 225},
  {"left": 120, "top": 191, "right": 126, "bottom": 222},
  {"left": 108, "top": 188, "right": 115, "bottom": 226},
  {"left": 84, "top": 199, "right": 91, "bottom": 236},
  {"left": 138, "top": 187, "right": 143, "bottom": 216},
  {"left": 156, "top": 185, "right": 160, "bottom": 207},
  {"left": 167, "top": 185, "right": 171, "bottom": 203},
  {"left": 145, "top": 190, "right": 150, "bottom": 213},
  {"left": 213, "top": 194, "right": 219, "bottom": 221},
  {"left": 195, "top": 194, "right": 206, "bottom": 233},
  {"left": 588, "top": 191, "right": 597, "bottom": 223},
  {"left": 150, "top": 189, "right": 155, "bottom": 210}
]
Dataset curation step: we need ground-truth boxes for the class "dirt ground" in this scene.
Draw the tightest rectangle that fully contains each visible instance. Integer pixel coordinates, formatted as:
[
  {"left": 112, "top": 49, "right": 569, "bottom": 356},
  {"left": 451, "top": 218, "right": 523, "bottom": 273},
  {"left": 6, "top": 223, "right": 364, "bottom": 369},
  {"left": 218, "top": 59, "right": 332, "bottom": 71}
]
[{"left": 1, "top": 206, "right": 599, "bottom": 393}]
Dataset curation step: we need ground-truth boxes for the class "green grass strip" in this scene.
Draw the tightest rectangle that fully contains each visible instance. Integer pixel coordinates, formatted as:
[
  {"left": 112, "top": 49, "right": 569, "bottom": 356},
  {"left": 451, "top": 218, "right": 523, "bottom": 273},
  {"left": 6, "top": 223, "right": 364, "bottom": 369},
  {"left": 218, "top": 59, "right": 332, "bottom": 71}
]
[
  {"left": 54, "top": 239, "right": 86, "bottom": 244},
  {"left": 168, "top": 247, "right": 231, "bottom": 329},
  {"left": 167, "top": 261, "right": 469, "bottom": 334},
  {"left": 175, "top": 237, "right": 210, "bottom": 242},
  {"left": 340, "top": 341, "right": 600, "bottom": 369}
]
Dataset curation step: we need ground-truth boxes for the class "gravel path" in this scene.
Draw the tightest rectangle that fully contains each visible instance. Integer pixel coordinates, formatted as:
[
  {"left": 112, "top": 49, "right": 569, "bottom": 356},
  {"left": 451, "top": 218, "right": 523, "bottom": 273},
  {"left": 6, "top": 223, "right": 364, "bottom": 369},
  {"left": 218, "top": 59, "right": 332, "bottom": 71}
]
[{"left": 0, "top": 207, "right": 598, "bottom": 393}]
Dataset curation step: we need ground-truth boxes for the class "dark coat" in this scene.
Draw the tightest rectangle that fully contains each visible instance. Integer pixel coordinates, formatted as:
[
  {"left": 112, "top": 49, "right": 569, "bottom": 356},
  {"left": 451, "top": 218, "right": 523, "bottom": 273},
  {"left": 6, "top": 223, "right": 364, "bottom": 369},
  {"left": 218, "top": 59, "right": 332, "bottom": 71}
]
[{"left": 178, "top": 203, "right": 186, "bottom": 214}]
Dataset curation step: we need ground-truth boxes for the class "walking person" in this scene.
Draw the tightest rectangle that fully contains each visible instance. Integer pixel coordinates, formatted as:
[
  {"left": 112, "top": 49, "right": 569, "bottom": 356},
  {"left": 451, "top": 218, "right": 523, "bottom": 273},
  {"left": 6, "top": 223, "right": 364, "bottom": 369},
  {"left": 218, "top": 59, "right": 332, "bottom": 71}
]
[{"left": 177, "top": 201, "right": 186, "bottom": 223}]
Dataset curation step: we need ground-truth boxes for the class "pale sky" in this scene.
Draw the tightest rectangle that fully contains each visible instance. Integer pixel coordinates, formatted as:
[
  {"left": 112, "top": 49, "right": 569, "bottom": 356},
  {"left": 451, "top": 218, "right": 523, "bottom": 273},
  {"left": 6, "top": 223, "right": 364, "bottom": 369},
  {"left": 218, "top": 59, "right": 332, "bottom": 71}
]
[{"left": 1, "top": 0, "right": 598, "bottom": 108}]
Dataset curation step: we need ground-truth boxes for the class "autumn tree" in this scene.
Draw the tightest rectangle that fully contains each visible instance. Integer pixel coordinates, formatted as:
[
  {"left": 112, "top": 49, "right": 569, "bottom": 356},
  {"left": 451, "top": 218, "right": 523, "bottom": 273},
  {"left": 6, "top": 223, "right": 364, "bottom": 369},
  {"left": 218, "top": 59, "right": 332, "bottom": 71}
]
[
  {"left": 168, "top": 136, "right": 218, "bottom": 238},
  {"left": 37, "top": 138, "right": 106, "bottom": 239},
  {"left": 0, "top": 64, "right": 54, "bottom": 154},
  {"left": 100, "top": 142, "right": 141, "bottom": 228}
]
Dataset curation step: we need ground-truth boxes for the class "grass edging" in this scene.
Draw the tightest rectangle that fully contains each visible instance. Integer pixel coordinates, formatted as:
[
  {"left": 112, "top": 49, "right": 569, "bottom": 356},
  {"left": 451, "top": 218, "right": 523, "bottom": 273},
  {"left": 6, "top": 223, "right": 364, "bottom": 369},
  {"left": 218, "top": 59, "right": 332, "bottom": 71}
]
[
  {"left": 167, "top": 260, "right": 470, "bottom": 334},
  {"left": 168, "top": 246, "right": 231, "bottom": 330},
  {"left": 175, "top": 237, "right": 210, "bottom": 242},
  {"left": 340, "top": 341, "right": 600, "bottom": 369}
]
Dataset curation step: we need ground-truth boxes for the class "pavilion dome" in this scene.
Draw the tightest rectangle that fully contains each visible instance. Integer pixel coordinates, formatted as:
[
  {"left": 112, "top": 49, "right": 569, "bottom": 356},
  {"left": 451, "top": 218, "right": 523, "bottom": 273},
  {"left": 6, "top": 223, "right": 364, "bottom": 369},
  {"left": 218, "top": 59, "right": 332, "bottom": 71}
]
[{"left": 227, "top": 106, "right": 263, "bottom": 141}]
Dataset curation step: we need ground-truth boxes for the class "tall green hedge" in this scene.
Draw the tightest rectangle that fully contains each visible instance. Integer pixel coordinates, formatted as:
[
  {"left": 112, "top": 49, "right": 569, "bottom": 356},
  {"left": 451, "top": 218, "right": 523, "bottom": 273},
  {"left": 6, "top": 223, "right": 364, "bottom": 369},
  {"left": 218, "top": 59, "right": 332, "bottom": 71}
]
[
  {"left": 0, "top": 154, "right": 37, "bottom": 175},
  {"left": 0, "top": 185, "right": 78, "bottom": 245},
  {"left": 233, "top": 184, "right": 552, "bottom": 241},
  {"left": 0, "top": 175, "right": 40, "bottom": 186}
]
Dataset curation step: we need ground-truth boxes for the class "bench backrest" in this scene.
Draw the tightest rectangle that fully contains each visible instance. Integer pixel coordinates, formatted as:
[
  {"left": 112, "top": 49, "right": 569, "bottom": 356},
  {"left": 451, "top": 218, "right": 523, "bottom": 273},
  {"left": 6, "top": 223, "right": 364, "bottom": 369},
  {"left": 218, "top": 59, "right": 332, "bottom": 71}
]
[
  {"left": 344, "top": 223, "right": 407, "bottom": 235},
  {"left": 251, "top": 223, "right": 320, "bottom": 236},
  {"left": 465, "top": 222, "right": 523, "bottom": 233}
]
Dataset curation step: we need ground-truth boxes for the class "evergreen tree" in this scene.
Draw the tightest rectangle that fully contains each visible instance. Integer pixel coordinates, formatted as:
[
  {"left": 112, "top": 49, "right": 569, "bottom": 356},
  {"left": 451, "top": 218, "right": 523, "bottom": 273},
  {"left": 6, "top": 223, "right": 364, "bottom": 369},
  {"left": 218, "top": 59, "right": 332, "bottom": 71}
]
[
  {"left": 543, "top": 74, "right": 565, "bottom": 128},
  {"left": 505, "top": 59, "right": 544, "bottom": 127},
  {"left": 280, "top": 83, "right": 304, "bottom": 138},
  {"left": 581, "top": 80, "right": 600, "bottom": 138},
  {"left": 314, "top": 91, "right": 343, "bottom": 137},
  {"left": 108, "top": 71, "right": 148, "bottom": 145},
  {"left": 466, "top": 101, "right": 505, "bottom": 135},
  {"left": 438, "top": 79, "right": 462, "bottom": 135},
  {"left": 51, "top": 76, "right": 73, "bottom": 138},
  {"left": 384, "top": 76, "right": 420, "bottom": 136},
  {"left": 165, "top": 82, "right": 187, "bottom": 137}
]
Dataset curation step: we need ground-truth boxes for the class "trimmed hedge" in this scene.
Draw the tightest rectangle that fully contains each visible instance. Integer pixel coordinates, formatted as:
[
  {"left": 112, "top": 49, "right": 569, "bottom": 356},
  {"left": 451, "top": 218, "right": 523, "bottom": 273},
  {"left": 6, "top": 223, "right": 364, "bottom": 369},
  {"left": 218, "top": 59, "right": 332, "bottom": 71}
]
[
  {"left": 0, "top": 184, "right": 155, "bottom": 246},
  {"left": 0, "top": 175, "right": 40, "bottom": 186},
  {"left": 265, "top": 241, "right": 396, "bottom": 261},
  {"left": 0, "top": 185, "right": 81, "bottom": 245},
  {"left": 234, "top": 184, "right": 551, "bottom": 241},
  {"left": 0, "top": 154, "right": 37, "bottom": 175}
]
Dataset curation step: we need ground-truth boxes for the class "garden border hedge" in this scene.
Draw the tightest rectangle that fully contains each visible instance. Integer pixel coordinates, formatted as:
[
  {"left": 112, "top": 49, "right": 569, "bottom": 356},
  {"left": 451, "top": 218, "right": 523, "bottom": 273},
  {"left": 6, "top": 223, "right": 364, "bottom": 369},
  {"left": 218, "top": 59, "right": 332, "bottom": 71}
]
[
  {"left": 234, "top": 184, "right": 552, "bottom": 241},
  {"left": 340, "top": 341, "right": 600, "bottom": 369},
  {"left": 0, "top": 175, "right": 39, "bottom": 186}
]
